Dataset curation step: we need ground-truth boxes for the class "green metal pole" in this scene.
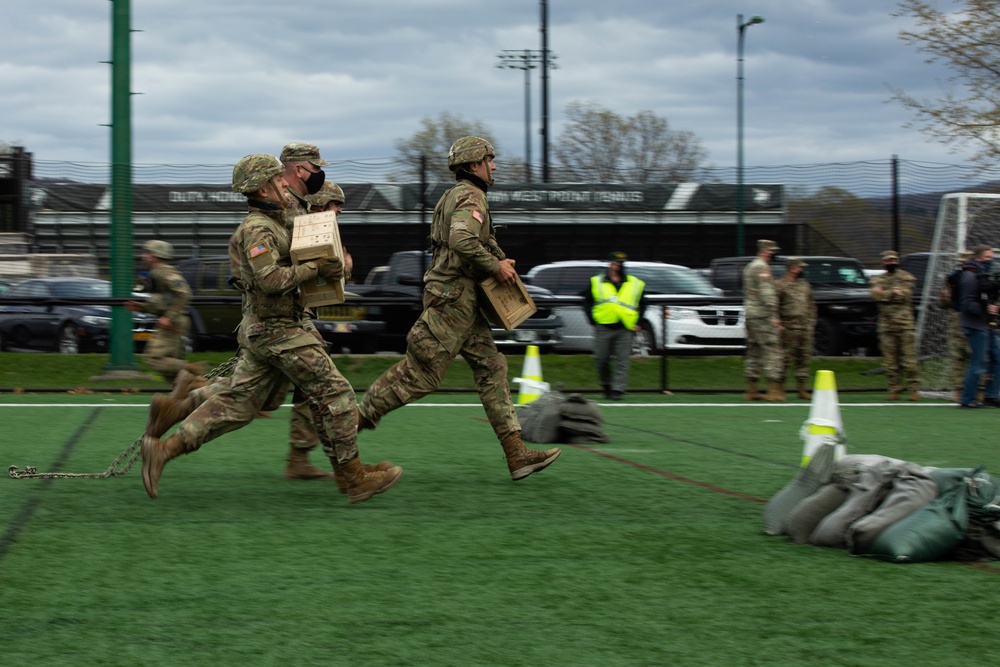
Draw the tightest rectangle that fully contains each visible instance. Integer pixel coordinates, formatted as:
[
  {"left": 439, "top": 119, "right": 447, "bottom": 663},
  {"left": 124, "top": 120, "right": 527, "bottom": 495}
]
[{"left": 105, "top": 0, "right": 137, "bottom": 371}]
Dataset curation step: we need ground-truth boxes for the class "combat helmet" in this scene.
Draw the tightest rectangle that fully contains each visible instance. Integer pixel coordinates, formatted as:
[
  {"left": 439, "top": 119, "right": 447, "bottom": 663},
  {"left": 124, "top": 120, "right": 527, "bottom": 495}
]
[
  {"left": 448, "top": 136, "right": 495, "bottom": 172},
  {"left": 232, "top": 154, "right": 283, "bottom": 194},
  {"left": 143, "top": 239, "right": 174, "bottom": 260},
  {"left": 307, "top": 182, "right": 346, "bottom": 208}
]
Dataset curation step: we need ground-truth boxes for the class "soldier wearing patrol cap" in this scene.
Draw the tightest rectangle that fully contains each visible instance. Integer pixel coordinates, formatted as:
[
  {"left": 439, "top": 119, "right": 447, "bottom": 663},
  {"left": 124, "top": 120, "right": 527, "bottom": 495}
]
[
  {"left": 870, "top": 250, "right": 920, "bottom": 400},
  {"left": 742, "top": 239, "right": 785, "bottom": 401},
  {"left": 280, "top": 142, "right": 328, "bottom": 215},
  {"left": 124, "top": 240, "right": 197, "bottom": 384},
  {"left": 138, "top": 153, "right": 401, "bottom": 504},
  {"left": 357, "top": 136, "right": 562, "bottom": 482},
  {"left": 776, "top": 256, "right": 816, "bottom": 399}
]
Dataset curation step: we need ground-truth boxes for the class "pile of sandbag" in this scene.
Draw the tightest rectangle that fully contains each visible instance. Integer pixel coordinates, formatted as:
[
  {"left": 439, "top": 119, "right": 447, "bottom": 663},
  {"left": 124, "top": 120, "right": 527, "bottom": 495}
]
[
  {"left": 519, "top": 390, "right": 609, "bottom": 445},
  {"left": 764, "top": 445, "right": 1000, "bottom": 562}
]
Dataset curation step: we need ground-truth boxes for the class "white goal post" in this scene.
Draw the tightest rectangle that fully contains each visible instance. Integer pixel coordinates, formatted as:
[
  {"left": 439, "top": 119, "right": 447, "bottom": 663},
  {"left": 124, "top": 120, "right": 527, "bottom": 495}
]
[{"left": 916, "top": 193, "right": 1000, "bottom": 396}]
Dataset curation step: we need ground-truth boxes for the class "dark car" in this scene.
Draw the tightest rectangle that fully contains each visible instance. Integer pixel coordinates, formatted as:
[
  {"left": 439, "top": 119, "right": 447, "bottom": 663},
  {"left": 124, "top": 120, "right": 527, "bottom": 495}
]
[
  {"left": 0, "top": 277, "right": 157, "bottom": 353},
  {"left": 175, "top": 256, "right": 385, "bottom": 353},
  {"left": 709, "top": 255, "right": 879, "bottom": 356}
]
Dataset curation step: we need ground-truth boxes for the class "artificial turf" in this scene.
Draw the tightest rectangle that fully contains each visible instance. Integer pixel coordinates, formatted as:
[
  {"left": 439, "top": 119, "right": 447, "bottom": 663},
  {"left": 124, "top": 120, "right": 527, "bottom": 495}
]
[{"left": 2, "top": 394, "right": 999, "bottom": 666}]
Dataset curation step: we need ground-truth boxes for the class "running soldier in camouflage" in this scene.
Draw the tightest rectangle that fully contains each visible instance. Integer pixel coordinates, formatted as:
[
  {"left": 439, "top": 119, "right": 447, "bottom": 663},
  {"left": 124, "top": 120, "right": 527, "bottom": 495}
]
[
  {"left": 776, "top": 257, "right": 816, "bottom": 399},
  {"left": 125, "top": 240, "right": 198, "bottom": 384},
  {"left": 357, "top": 136, "right": 560, "bottom": 481},
  {"left": 139, "top": 153, "right": 401, "bottom": 503},
  {"left": 743, "top": 239, "right": 785, "bottom": 401},
  {"left": 870, "top": 250, "right": 920, "bottom": 400}
]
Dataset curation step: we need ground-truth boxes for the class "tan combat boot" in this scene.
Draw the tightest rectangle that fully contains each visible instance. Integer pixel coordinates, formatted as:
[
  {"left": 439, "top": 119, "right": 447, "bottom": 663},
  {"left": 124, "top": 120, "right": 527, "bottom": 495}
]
[
  {"left": 887, "top": 390, "right": 900, "bottom": 401},
  {"left": 500, "top": 432, "right": 561, "bottom": 481},
  {"left": 908, "top": 390, "right": 921, "bottom": 402},
  {"left": 145, "top": 393, "right": 195, "bottom": 438},
  {"left": 284, "top": 447, "right": 336, "bottom": 481},
  {"left": 765, "top": 381, "right": 786, "bottom": 402},
  {"left": 332, "top": 459, "right": 395, "bottom": 495},
  {"left": 745, "top": 379, "right": 762, "bottom": 401},
  {"left": 797, "top": 380, "right": 811, "bottom": 400},
  {"left": 339, "top": 456, "right": 402, "bottom": 504},
  {"left": 170, "top": 368, "right": 209, "bottom": 401},
  {"left": 140, "top": 434, "right": 186, "bottom": 499}
]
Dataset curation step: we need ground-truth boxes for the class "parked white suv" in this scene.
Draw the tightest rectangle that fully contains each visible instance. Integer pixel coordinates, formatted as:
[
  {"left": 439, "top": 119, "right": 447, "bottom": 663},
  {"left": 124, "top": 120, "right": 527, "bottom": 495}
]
[{"left": 525, "top": 260, "right": 745, "bottom": 354}]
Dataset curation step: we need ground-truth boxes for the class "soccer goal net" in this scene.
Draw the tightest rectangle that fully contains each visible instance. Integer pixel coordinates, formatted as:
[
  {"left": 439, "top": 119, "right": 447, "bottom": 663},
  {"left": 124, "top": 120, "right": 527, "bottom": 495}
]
[{"left": 916, "top": 193, "right": 1000, "bottom": 397}]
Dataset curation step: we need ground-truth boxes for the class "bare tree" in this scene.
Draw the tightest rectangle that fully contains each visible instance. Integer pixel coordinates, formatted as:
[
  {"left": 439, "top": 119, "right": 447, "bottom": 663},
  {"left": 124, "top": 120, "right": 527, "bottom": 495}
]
[
  {"left": 891, "top": 0, "right": 1000, "bottom": 166},
  {"left": 553, "top": 101, "right": 706, "bottom": 183},
  {"left": 392, "top": 113, "right": 501, "bottom": 183}
]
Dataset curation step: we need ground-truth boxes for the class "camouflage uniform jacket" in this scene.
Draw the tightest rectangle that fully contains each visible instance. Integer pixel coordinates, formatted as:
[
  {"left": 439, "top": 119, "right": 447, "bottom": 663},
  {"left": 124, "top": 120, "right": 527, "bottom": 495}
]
[
  {"left": 144, "top": 264, "right": 191, "bottom": 322},
  {"left": 425, "top": 177, "right": 504, "bottom": 285},
  {"left": 870, "top": 269, "right": 916, "bottom": 330},
  {"left": 776, "top": 276, "right": 815, "bottom": 331},
  {"left": 742, "top": 257, "right": 778, "bottom": 319},
  {"left": 230, "top": 201, "right": 319, "bottom": 336}
]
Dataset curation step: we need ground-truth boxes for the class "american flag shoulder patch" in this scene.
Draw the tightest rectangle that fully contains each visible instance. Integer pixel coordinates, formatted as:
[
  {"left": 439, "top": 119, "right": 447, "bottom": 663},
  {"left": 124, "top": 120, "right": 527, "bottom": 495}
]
[
  {"left": 472, "top": 209, "right": 483, "bottom": 223},
  {"left": 249, "top": 243, "right": 268, "bottom": 258}
]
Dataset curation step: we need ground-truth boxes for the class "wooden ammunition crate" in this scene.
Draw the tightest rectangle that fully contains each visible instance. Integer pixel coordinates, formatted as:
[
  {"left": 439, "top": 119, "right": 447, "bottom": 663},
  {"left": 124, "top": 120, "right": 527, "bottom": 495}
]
[
  {"left": 290, "top": 210, "right": 345, "bottom": 307},
  {"left": 478, "top": 274, "right": 537, "bottom": 330}
]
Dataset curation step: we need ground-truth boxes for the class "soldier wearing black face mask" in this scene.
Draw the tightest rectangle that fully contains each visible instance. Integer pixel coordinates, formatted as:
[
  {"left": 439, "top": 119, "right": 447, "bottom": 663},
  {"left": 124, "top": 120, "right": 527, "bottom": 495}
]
[
  {"left": 870, "top": 250, "right": 920, "bottom": 401},
  {"left": 280, "top": 142, "right": 328, "bottom": 213}
]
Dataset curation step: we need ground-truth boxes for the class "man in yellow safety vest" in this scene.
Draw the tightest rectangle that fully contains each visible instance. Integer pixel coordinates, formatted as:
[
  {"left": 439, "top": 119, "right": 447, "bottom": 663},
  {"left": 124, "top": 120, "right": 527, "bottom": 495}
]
[{"left": 583, "top": 251, "right": 647, "bottom": 400}]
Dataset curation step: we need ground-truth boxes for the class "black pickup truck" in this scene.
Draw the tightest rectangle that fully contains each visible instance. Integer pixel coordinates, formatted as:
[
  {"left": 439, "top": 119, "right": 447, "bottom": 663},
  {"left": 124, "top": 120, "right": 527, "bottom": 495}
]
[
  {"left": 708, "top": 255, "right": 879, "bottom": 356},
  {"left": 350, "top": 250, "right": 564, "bottom": 353},
  {"left": 177, "top": 251, "right": 562, "bottom": 354}
]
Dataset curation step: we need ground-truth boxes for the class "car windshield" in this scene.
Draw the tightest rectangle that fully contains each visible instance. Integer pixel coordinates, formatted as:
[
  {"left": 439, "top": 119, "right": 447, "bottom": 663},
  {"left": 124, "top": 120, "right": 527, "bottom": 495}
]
[
  {"left": 50, "top": 281, "right": 111, "bottom": 298},
  {"left": 629, "top": 266, "right": 719, "bottom": 296},
  {"left": 800, "top": 261, "right": 869, "bottom": 287}
]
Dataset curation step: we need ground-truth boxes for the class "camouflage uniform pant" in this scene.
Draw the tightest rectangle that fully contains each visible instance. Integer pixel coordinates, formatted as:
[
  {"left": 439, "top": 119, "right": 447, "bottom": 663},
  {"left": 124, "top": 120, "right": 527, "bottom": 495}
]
[
  {"left": 358, "top": 278, "right": 519, "bottom": 439},
  {"left": 187, "top": 324, "right": 324, "bottom": 453},
  {"left": 141, "top": 318, "right": 189, "bottom": 384},
  {"left": 781, "top": 325, "right": 813, "bottom": 382},
  {"left": 174, "top": 323, "right": 357, "bottom": 463},
  {"left": 744, "top": 316, "right": 784, "bottom": 382},
  {"left": 878, "top": 326, "right": 920, "bottom": 392}
]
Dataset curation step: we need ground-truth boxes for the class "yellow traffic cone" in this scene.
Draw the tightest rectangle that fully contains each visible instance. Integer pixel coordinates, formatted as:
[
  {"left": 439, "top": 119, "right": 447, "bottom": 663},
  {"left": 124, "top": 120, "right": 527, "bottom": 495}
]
[
  {"left": 799, "top": 370, "right": 847, "bottom": 467},
  {"left": 513, "top": 344, "right": 550, "bottom": 405}
]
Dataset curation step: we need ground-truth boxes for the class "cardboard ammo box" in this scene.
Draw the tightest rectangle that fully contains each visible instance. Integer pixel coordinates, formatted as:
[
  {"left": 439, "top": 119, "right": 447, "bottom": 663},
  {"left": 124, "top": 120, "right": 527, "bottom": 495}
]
[
  {"left": 478, "top": 274, "right": 537, "bottom": 330},
  {"left": 290, "top": 210, "right": 345, "bottom": 307}
]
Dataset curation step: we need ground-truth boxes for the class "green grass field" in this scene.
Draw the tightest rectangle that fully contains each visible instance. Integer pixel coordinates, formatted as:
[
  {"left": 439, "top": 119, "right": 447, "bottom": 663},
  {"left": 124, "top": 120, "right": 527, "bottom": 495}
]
[{"left": 2, "top": 387, "right": 999, "bottom": 666}]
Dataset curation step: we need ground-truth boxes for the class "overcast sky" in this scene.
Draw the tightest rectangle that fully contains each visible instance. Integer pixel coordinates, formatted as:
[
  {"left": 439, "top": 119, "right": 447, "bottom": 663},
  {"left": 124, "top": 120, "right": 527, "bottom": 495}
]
[{"left": 1, "top": 0, "right": 969, "bottom": 171}]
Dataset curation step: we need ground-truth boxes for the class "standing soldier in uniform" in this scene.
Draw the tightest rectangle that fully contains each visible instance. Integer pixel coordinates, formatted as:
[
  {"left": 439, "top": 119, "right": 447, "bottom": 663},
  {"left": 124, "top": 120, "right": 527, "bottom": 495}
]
[
  {"left": 356, "top": 136, "right": 561, "bottom": 481},
  {"left": 776, "top": 256, "right": 816, "bottom": 399},
  {"left": 870, "top": 250, "right": 920, "bottom": 401},
  {"left": 139, "top": 154, "right": 401, "bottom": 503},
  {"left": 742, "top": 239, "right": 785, "bottom": 401},
  {"left": 125, "top": 240, "right": 199, "bottom": 384}
]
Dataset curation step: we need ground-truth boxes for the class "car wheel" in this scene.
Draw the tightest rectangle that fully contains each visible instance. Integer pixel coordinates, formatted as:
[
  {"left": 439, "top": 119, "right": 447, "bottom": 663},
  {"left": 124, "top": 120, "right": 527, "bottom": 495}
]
[
  {"left": 813, "top": 319, "right": 842, "bottom": 356},
  {"left": 57, "top": 324, "right": 81, "bottom": 354},
  {"left": 632, "top": 321, "right": 655, "bottom": 356}
]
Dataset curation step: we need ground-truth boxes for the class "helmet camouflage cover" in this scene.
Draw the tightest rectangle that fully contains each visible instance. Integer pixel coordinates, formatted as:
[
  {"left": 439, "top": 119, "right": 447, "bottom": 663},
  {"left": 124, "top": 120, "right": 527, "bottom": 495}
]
[
  {"left": 143, "top": 239, "right": 174, "bottom": 260},
  {"left": 447, "top": 136, "right": 495, "bottom": 172},
  {"left": 307, "top": 182, "right": 346, "bottom": 208},
  {"left": 231, "top": 154, "right": 283, "bottom": 194}
]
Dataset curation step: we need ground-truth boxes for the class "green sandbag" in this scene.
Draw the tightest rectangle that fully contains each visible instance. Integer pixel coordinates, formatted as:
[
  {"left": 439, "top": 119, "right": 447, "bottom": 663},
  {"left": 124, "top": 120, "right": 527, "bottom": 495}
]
[
  {"left": 786, "top": 483, "right": 849, "bottom": 544},
  {"left": 763, "top": 443, "right": 836, "bottom": 536},
  {"left": 864, "top": 481, "right": 969, "bottom": 563}
]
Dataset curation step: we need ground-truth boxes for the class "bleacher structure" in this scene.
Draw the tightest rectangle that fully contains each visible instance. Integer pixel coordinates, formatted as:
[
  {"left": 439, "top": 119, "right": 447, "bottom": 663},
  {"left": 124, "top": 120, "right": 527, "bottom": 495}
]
[{"left": 915, "top": 193, "right": 1000, "bottom": 396}]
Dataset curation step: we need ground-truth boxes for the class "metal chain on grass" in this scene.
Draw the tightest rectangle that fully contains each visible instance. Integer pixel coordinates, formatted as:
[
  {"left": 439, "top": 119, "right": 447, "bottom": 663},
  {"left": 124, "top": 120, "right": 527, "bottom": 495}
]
[
  {"left": 7, "top": 356, "right": 238, "bottom": 480},
  {"left": 8, "top": 436, "right": 143, "bottom": 480},
  {"left": 205, "top": 355, "right": 237, "bottom": 380}
]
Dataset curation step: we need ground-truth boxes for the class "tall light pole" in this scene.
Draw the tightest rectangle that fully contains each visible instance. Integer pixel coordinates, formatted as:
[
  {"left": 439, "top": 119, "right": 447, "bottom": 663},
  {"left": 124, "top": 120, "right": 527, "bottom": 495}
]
[
  {"left": 737, "top": 14, "right": 764, "bottom": 256},
  {"left": 497, "top": 49, "right": 549, "bottom": 183}
]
